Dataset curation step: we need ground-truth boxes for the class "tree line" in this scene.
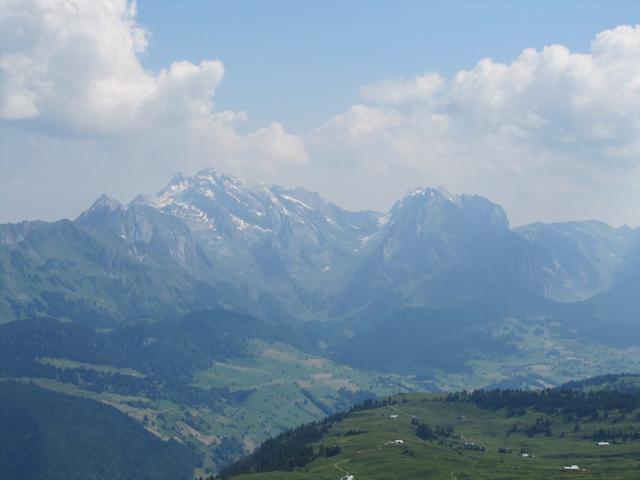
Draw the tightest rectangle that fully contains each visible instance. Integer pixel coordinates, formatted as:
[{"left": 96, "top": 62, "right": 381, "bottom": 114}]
[{"left": 447, "top": 387, "right": 640, "bottom": 418}]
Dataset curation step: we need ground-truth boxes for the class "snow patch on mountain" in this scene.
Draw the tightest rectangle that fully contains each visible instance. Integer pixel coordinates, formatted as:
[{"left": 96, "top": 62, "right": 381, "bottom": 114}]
[{"left": 282, "top": 195, "right": 313, "bottom": 210}]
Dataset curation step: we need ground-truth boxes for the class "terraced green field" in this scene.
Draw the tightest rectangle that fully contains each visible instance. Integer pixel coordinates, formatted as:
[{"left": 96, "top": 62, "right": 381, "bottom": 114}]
[{"left": 229, "top": 393, "right": 640, "bottom": 480}]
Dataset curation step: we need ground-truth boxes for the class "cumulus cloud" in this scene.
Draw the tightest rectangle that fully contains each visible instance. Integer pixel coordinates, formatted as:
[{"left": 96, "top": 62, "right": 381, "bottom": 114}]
[
  {"left": 309, "top": 24, "right": 640, "bottom": 225},
  {"left": 0, "top": 0, "right": 307, "bottom": 164},
  {"left": 361, "top": 73, "right": 445, "bottom": 104}
]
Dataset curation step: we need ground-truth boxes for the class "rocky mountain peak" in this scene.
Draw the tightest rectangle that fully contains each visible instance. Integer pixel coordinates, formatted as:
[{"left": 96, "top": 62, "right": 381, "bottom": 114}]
[{"left": 76, "top": 194, "right": 124, "bottom": 226}]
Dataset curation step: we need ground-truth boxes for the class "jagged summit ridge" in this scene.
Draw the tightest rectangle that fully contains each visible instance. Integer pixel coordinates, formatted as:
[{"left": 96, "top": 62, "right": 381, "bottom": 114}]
[
  {"left": 389, "top": 184, "right": 509, "bottom": 235},
  {"left": 139, "top": 169, "right": 377, "bottom": 240},
  {"left": 62, "top": 169, "right": 640, "bottom": 321}
]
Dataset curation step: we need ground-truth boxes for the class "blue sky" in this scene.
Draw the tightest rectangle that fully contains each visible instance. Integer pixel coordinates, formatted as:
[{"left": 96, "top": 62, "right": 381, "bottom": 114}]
[
  {"left": 2, "top": 0, "right": 640, "bottom": 225},
  {"left": 137, "top": 1, "right": 638, "bottom": 132}
]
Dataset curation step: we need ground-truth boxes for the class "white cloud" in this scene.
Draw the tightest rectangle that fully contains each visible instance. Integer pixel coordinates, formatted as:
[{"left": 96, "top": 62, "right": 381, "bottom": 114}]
[
  {"left": 0, "top": 0, "right": 306, "bottom": 163},
  {"left": 309, "top": 24, "right": 640, "bottom": 225},
  {"left": 361, "top": 73, "right": 445, "bottom": 104}
]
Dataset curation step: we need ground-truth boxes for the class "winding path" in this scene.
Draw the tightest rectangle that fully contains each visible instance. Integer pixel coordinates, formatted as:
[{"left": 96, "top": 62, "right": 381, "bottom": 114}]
[
  {"left": 333, "top": 461, "right": 349, "bottom": 474},
  {"left": 334, "top": 461, "right": 352, "bottom": 479}
]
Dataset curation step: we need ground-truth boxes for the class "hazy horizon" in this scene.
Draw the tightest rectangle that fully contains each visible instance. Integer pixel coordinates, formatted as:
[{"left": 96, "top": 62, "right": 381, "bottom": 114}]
[{"left": 5, "top": 165, "right": 637, "bottom": 230}]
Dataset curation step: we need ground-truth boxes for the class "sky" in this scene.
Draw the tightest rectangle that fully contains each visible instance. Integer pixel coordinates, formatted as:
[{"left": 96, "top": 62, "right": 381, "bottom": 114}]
[{"left": 1, "top": 0, "right": 640, "bottom": 226}]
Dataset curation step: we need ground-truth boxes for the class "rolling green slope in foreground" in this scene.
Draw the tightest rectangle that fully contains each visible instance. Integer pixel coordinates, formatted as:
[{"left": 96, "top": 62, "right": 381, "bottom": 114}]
[
  {"left": 224, "top": 387, "right": 640, "bottom": 480},
  {"left": 0, "top": 382, "right": 197, "bottom": 480}
]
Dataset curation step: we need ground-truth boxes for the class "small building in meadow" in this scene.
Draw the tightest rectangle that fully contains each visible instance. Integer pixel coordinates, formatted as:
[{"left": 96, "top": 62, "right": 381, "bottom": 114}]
[
  {"left": 385, "top": 439, "right": 405, "bottom": 446},
  {"left": 560, "top": 465, "right": 582, "bottom": 472}
]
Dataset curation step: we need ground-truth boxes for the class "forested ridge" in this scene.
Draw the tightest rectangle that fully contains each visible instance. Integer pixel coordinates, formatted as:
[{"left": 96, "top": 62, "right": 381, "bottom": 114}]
[
  {"left": 458, "top": 386, "right": 640, "bottom": 416},
  {"left": 0, "top": 310, "right": 304, "bottom": 409},
  {"left": 0, "top": 382, "right": 198, "bottom": 480},
  {"left": 216, "top": 399, "right": 382, "bottom": 478}
]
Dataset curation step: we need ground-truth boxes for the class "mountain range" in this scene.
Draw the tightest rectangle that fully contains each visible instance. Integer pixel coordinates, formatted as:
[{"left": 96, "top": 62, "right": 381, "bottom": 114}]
[{"left": 3, "top": 168, "right": 638, "bottom": 327}]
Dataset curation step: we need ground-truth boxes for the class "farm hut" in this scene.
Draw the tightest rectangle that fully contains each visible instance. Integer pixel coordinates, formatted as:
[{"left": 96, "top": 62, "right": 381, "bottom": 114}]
[{"left": 560, "top": 465, "right": 582, "bottom": 472}]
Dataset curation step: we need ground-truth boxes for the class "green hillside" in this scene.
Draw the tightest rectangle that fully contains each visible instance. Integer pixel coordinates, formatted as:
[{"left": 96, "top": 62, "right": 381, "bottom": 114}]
[
  {"left": 0, "top": 312, "right": 415, "bottom": 476},
  {"left": 221, "top": 383, "right": 640, "bottom": 480},
  {"left": 0, "top": 382, "right": 197, "bottom": 480}
]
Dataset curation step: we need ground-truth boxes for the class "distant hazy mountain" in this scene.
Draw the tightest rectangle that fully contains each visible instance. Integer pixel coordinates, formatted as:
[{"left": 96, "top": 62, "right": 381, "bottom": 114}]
[
  {"left": 2, "top": 168, "right": 638, "bottom": 331},
  {"left": 515, "top": 220, "right": 635, "bottom": 302},
  {"left": 329, "top": 187, "right": 545, "bottom": 323},
  {"left": 76, "top": 194, "right": 213, "bottom": 276},
  {"left": 561, "top": 227, "right": 640, "bottom": 346},
  {"left": 134, "top": 169, "right": 380, "bottom": 321},
  {"left": 0, "top": 201, "right": 243, "bottom": 323}
]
